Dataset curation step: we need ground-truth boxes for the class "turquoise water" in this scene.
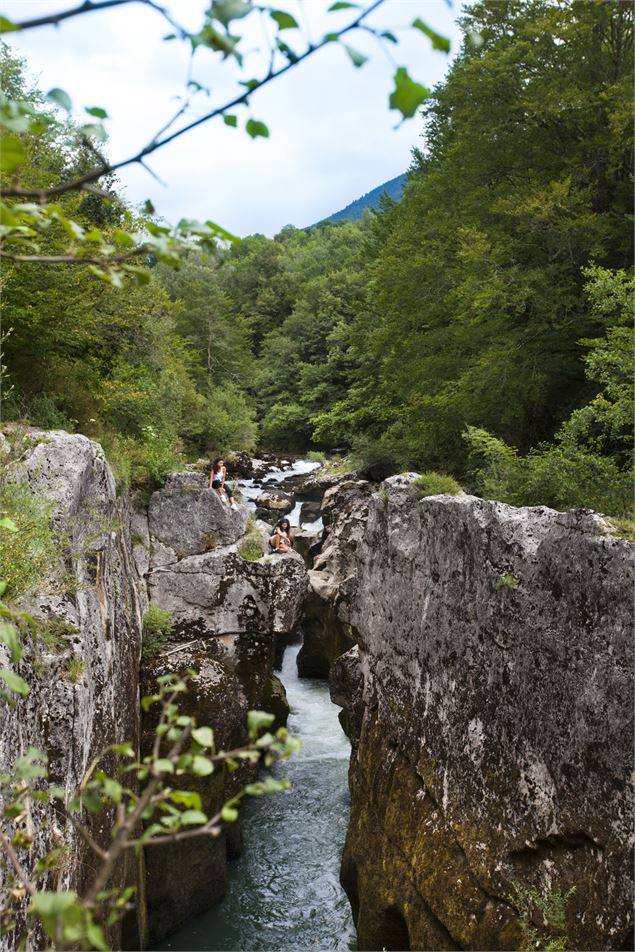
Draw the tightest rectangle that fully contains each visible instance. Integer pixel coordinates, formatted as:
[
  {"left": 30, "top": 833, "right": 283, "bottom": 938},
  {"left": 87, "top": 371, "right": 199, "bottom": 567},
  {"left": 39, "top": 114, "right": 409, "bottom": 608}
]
[{"left": 158, "top": 642, "right": 355, "bottom": 952}]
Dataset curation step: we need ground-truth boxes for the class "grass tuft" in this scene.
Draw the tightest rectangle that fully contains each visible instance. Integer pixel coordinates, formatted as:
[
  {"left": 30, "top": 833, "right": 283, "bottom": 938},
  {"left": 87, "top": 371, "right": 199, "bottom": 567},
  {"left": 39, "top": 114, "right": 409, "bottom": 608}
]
[{"left": 413, "top": 471, "right": 463, "bottom": 498}]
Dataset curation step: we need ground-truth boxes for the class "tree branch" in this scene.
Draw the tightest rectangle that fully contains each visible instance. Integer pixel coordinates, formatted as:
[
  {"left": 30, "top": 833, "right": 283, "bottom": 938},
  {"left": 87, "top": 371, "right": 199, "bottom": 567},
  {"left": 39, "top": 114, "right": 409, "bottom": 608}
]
[
  {"left": 1, "top": 0, "right": 386, "bottom": 201},
  {"left": 6, "top": 0, "right": 188, "bottom": 38},
  {"left": 0, "top": 249, "right": 149, "bottom": 266},
  {"left": 0, "top": 826, "right": 36, "bottom": 897}
]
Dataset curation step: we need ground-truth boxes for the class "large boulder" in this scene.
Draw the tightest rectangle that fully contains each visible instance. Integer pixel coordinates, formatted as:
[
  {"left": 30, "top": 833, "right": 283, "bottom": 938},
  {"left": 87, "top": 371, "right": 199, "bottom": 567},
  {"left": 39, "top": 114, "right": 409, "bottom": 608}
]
[
  {"left": 324, "top": 476, "right": 634, "bottom": 951},
  {"left": 296, "top": 571, "right": 355, "bottom": 678},
  {"left": 255, "top": 488, "right": 294, "bottom": 513},
  {"left": 148, "top": 472, "right": 247, "bottom": 558},
  {"left": 148, "top": 547, "right": 308, "bottom": 640},
  {"left": 141, "top": 642, "right": 251, "bottom": 945}
]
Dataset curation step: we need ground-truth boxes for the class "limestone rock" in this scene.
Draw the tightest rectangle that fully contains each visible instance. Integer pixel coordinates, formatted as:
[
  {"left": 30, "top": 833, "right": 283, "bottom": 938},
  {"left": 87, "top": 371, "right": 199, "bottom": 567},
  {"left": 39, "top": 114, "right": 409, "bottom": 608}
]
[
  {"left": 329, "top": 645, "right": 363, "bottom": 744},
  {"left": 148, "top": 547, "right": 308, "bottom": 640},
  {"left": 291, "top": 528, "right": 320, "bottom": 565},
  {"left": 148, "top": 472, "right": 247, "bottom": 557},
  {"left": 0, "top": 431, "right": 145, "bottom": 951},
  {"left": 141, "top": 642, "right": 250, "bottom": 945},
  {"left": 255, "top": 488, "right": 294, "bottom": 513},
  {"left": 323, "top": 477, "right": 634, "bottom": 951},
  {"left": 296, "top": 571, "right": 355, "bottom": 678}
]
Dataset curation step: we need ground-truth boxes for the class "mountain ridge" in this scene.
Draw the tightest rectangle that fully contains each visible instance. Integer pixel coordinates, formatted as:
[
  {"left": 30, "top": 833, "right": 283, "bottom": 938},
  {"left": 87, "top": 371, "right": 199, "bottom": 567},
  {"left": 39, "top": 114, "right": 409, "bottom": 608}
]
[{"left": 314, "top": 172, "right": 407, "bottom": 226}]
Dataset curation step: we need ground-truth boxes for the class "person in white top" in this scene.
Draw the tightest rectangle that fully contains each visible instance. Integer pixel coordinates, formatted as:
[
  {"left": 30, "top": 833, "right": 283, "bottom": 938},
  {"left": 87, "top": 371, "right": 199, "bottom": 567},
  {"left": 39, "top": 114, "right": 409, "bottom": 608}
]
[
  {"left": 208, "top": 457, "right": 238, "bottom": 510},
  {"left": 268, "top": 518, "right": 293, "bottom": 553}
]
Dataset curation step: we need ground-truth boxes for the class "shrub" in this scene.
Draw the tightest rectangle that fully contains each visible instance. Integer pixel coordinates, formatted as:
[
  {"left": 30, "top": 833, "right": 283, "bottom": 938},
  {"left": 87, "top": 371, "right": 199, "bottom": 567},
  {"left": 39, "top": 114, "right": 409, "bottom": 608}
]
[
  {"left": 239, "top": 538, "right": 264, "bottom": 562},
  {"left": 0, "top": 481, "right": 56, "bottom": 600},
  {"left": 496, "top": 573, "right": 517, "bottom": 591},
  {"left": 39, "top": 618, "right": 78, "bottom": 653},
  {"left": 465, "top": 426, "right": 633, "bottom": 518},
  {"left": 64, "top": 657, "right": 86, "bottom": 684},
  {"left": 142, "top": 602, "right": 173, "bottom": 660},
  {"left": 604, "top": 517, "right": 635, "bottom": 542},
  {"left": 306, "top": 450, "right": 326, "bottom": 463},
  {"left": 510, "top": 881, "right": 575, "bottom": 952},
  {"left": 413, "top": 472, "right": 463, "bottom": 498}
]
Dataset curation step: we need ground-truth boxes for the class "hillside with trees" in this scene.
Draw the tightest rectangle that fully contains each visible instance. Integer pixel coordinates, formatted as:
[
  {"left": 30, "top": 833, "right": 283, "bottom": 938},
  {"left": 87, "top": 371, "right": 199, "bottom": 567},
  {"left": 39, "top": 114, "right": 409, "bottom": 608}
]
[{"left": 2, "top": 0, "right": 633, "bottom": 519}]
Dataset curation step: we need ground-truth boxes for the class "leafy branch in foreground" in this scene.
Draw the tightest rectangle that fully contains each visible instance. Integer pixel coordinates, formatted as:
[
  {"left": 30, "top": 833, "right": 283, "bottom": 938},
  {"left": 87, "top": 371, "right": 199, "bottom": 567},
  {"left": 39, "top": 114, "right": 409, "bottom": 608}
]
[
  {"left": 0, "top": 0, "right": 451, "bottom": 282},
  {"left": 0, "top": 668, "right": 300, "bottom": 950}
]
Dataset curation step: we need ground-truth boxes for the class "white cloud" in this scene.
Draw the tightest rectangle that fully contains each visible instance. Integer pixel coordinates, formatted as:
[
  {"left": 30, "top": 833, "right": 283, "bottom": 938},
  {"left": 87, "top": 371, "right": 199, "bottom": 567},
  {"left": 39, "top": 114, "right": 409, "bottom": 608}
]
[{"left": 3, "top": 0, "right": 465, "bottom": 235}]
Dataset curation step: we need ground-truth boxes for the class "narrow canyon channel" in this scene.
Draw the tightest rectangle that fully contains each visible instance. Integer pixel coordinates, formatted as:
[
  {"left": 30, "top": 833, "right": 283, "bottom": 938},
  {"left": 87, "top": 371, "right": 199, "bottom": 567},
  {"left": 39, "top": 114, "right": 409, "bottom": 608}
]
[
  {"left": 158, "top": 641, "right": 355, "bottom": 952},
  {"left": 159, "top": 459, "right": 356, "bottom": 951}
]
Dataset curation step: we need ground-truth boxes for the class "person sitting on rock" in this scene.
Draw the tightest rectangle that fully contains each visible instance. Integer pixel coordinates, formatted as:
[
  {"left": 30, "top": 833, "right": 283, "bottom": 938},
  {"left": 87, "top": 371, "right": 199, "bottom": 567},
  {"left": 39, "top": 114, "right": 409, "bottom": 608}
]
[
  {"left": 269, "top": 518, "right": 293, "bottom": 553},
  {"left": 208, "top": 457, "right": 238, "bottom": 511}
]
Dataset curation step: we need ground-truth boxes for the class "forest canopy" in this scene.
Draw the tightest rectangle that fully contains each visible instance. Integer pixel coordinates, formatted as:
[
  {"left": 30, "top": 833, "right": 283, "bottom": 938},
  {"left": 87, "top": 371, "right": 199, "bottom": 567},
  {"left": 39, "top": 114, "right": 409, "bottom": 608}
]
[{"left": 1, "top": 0, "right": 633, "bottom": 518}]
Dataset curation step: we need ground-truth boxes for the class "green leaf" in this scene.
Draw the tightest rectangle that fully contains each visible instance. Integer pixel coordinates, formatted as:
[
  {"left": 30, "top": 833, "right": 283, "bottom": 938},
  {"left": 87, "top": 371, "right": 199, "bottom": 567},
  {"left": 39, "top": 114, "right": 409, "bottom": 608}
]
[
  {"left": 270, "top": 10, "right": 298, "bottom": 30},
  {"left": 178, "top": 809, "right": 207, "bottom": 825},
  {"left": 412, "top": 18, "right": 450, "bottom": 53},
  {"left": 221, "top": 803, "right": 238, "bottom": 822},
  {"left": 223, "top": 114, "right": 238, "bottom": 127},
  {"left": 209, "top": 0, "right": 252, "bottom": 27},
  {"left": 0, "top": 668, "right": 29, "bottom": 697},
  {"left": 170, "top": 790, "right": 202, "bottom": 810},
  {"left": 46, "top": 88, "right": 72, "bottom": 112},
  {"left": 0, "top": 135, "right": 25, "bottom": 172},
  {"left": 247, "top": 709, "right": 275, "bottom": 739},
  {"left": 30, "top": 890, "right": 78, "bottom": 918},
  {"left": 191, "top": 755, "right": 214, "bottom": 776},
  {"left": 85, "top": 106, "right": 108, "bottom": 119},
  {"left": 192, "top": 726, "right": 214, "bottom": 748},
  {"left": 276, "top": 38, "right": 298, "bottom": 63},
  {"left": 86, "top": 918, "right": 108, "bottom": 952},
  {"left": 0, "top": 622, "right": 22, "bottom": 664},
  {"left": 79, "top": 123, "right": 107, "bottom": 142},
  {"left": 0, "top": 16, "right": 17, "bottom": 32},
  {"left": 344, "top": 44, "right": 368, "bottom": 68},
  {"left": 143, "top": 199, "right": 156, "bottom": 215},
  {"left": 153, "top": 759, "right": 174, "bottom": 774},
  {"left": 328, "top": 2, "right": 359, "bottom": 9},
  {"left": 381, "top": 31, "right": 398, "bottom": 43},
  {"left": 114, "top": 228, "right": 135, "bottom": 248},
  {"left": 0, "top": 516, "right": 18, "bottom": 531},
  {"left": 245, "top": 118, "right": 269, "bottom": 139},
  {"left": 389, "top": 67, "right": 430, "bottom": 120}
]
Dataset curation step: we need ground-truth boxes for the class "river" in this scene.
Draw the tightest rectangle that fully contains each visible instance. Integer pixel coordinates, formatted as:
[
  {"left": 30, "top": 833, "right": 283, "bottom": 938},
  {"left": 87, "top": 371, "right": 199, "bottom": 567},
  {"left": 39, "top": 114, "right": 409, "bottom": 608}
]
[{"left": 159, "top": 460, "right": 355, "bottom": 951}]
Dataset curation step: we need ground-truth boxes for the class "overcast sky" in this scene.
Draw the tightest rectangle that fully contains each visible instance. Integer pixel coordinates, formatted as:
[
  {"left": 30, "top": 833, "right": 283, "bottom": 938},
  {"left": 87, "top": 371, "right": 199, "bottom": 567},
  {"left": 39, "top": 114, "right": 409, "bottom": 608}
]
[{"left": 3, "top": 0, "right": 465, "bottom": 236}]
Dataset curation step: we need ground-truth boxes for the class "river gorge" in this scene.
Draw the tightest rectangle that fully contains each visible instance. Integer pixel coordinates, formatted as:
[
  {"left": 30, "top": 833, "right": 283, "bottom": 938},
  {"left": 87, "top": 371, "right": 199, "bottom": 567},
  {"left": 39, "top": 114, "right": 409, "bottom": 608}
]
[{"left": 0, "top": 428, "right": 632, "bottom": 952}]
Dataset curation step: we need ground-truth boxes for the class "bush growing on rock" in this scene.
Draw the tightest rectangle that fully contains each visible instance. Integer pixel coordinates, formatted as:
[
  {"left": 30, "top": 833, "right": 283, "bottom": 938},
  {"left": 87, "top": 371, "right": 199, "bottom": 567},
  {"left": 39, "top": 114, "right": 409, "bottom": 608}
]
[
  {"left": 413, "top": 472, "right": 463, "bottom": 498},
  {"left": 142, "top": 603, "right": 174, "bottom": 660},
  {"left": 0, "top": 481, "right": 56, "bottom": 599}
]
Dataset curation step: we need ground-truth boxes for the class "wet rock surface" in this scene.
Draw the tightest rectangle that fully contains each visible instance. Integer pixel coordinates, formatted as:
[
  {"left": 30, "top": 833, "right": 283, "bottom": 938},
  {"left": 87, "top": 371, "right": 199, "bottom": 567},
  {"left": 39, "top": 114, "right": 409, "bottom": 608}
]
[{"left": 324, "top": 476, "right": 634, "bottom": 951}]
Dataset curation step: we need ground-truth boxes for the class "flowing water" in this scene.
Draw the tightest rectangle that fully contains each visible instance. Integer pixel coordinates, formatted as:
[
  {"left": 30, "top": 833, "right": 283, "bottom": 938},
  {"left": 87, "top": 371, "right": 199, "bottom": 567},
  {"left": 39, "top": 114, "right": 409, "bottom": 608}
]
[
  {"left": 160, "top": 460, "right": 355, "bottom": 951},
  {"left": 237, "top": 459, "right": 324, "bottom": 532},
  {"left": 159, "top": 643, "right": 355, "bottom": 952}
]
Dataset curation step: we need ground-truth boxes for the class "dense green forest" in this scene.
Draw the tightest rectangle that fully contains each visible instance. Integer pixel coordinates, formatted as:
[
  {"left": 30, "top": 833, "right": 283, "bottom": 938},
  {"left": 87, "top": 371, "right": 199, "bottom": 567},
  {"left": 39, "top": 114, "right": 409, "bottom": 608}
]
[{"left": 2, "top": 0, "right": 633, "bottom": 517}]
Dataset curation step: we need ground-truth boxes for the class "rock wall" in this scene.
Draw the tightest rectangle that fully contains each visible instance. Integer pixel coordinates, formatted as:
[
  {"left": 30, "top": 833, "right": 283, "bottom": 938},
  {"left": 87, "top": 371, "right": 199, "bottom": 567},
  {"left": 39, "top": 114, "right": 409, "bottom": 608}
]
[
  {"left": 134, "top": 471, "right": 309, "bottom": 944},
  {"left": 323, "top": 476, "right": 633, "bottom": 951},
  {"left": 0, "top": 430, "right": 146, "bottom": 949},
  {"left": 1, "top": 434, "right": 310, "bottom": 949}
]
